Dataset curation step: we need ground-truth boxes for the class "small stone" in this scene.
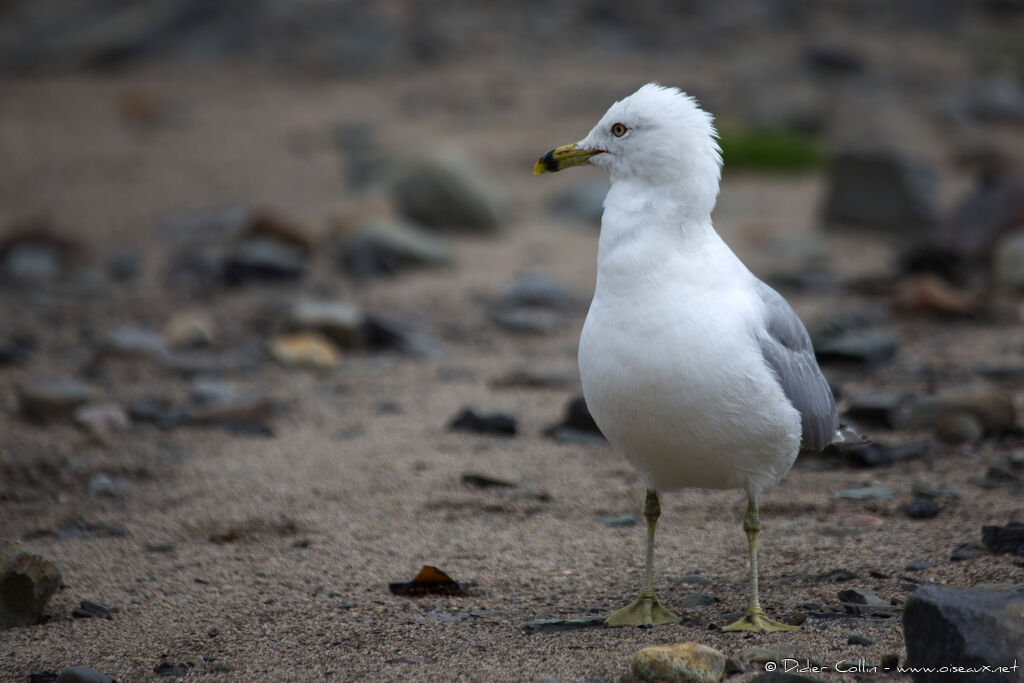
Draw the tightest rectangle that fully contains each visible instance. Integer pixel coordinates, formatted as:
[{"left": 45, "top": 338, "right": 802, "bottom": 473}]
[
  {"left": 490, "top": 369, "right": 576, "bottom": 390},
  {"left": 222, "top": 237, "right": 307, "bottom": 285},
  {"left": 631, "top": 642, "right": 726, "bottom": 683},
  {"left": 847, "top": 632, "right": 875, "bottom": 646},
  {"left": 900, "top": 391, "right": 1017, "bottom": 433},
  {"left": 0, "top": 334, "right": 35, "bottom": 366},
  {"left": 905, "top": 561, "right": 936, "bottom": 571},
  {"left": 489, "top": 307, "right": 564, "bottom": 335},
  {"left": 905, "top": 497, "right": 941, "bottom": 520},
  {"left": 184, "top": 379, "right": 274, "bottom": 433},
  {"left": 546, "top": 395, "right": 606, "bottom": 443},
  {"left": 269, "top": 332, "right": 340, "bottom": 369},
  {"left": 600, "top": 514, "right": 639, "bottom": 528},
  {"left": 54, "top": 666, "right": 114, "bottom": 683},
  {"left": 840, "top": 513, "right": 885, "bottom": 529},
  {"left": 87, "top": 472, "right": 129, "bottom": 498},
  {"left": 392, "top": 147, "right": 505, "bottom": 233},
  {"left": 843, "top": 392, "right": 912, "bottom": 429},
  {"left": 336, "top": 217, "right": 454, "bottom": 280},
  {"left": 982, "top": 520, "right": 1024, "bottom": 556},
  {"left": 950, "top": 541, "right": 985, "bottom": 561},
  {"left": 935, "top": 411, "right": 985, "bottom": 444},
  {"left": 903, "top": 585, "right": 1024, "bottom": 679},
  {"left": 822, "top": 150, "right": 938, "bottom": 235},
  {"left": 74, "top": 402, "right": 131, "bottom": 440},
  {"left": 362, "top": 312, "right": 444, "bottom": 357},
  {"left": 153, "top": 662, "right": 187, "bottom": 677},
  {"left": 880, "top": 654, "right": 900, "bottom": 671},
  {"left": 497, "top": 271, "right": 578, "bottom": 312},
  {"left": 813, "top": 329, "right": 898, "bottom": 368},
  {"left": 460, "top": 472, "right": 517, "bottom": 489},
  {"left": 0, "top": 541, "right": 63, "bottom": 628},
  {"left": 448, "top": 408, "right": 517, "bottom": 436},
  {"left": 912, "top": 481, "right": 959, "bottom": 499},
  {"left": 164, "top": 310, "right": 216, "bottom": 349},
  {"left": 71, "top": 600, "right": 111, "bottom": 619},
  {"left": 522, "top": 615, "right": 607, "bottom": 634},
  {"left": 833, "top": 485, "right": 894, "bottom": 501},
  {"left": 287, "top": 299, "right": 365, "bottom": 349},
  {"left": 105, "top": 325, "right": 170, "bottom": 360},
  {"left": 894, "top": 273, "right": 978, "bottom": 316},
  {"left": 19, "top": 379, "right": 93, "bottom": 423},
  {"left": 837, "top": 588, "right": 890, "bottom": 609}
]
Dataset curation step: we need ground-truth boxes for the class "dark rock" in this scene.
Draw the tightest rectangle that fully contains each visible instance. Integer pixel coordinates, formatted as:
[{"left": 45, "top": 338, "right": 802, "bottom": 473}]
[
  {"left": 337, "top": 218, "right": 453, "bottom": 280},
  {"left": 843, "top": 392, "right": 913, "bottom": 429},
  {"left": 905, "top": 561, "right": 936, "bottom": 571},
  {"left": 804, "top": 43, "right": 865, "bottom": 74},
  {"left": 334, "top": 123, "right": 397, "bottom": 190},
  {"left": 905, "top": 498, "right": 941, "bottom": 520},
  {"left": 951, "top": 541, "right": 985, "bottom": 561},
  {"left": 599, "top": 514, "right": 638, "bottom": 528},
  {"left": 497, "top": 271, "right": 579, "bottom": 311},
  {"left": 71, "top": 600, "right": 111, "bottom": 619},
  {"left": 847, "top": 632, "right": 875, "bottom": 646},
  {"left": 222, "top": 237, "right": 307, "bottom": 285},
  {"left": 448, "top": 408, "right": 517, "bottom": 436},
  {"left": 838, "top": 588, "right": 890, "bottom": 608},
  {"left": 153, "top": 662, "right": 187, "bottom": 677},
  {"left": 184, "top": 378, "right": 275, "bottom": 434},
  {"left": 903, "top": 584, "right": 1024, "bottom": 682},
  {"left": 0, "top": 541, "right": 63, "bottom": 628},
  {"left": 127, "top": 395, "right": 181, "bottom": 428},
  {"left": 993, "top": 231, "right": 1024, "bottom": 292},
  {"left": 982, "top": 520, "right": 1024, "bottom": 556},
  {"left": 822, "top": 150, "right": 938, "bottom": 235},
  {"left": 29, "top": 672, "right": 58, "bottom": 683},
  {"left": 912, "top": 481, "right": 959, "bottom": 499},
  {"left": 936, "top": 412, "right": 985, "bottom": 444},
  {"left": 522, "top": 615, "right": 607, "bottom": 634},
  {"left": 104, "top": 325, "right": 170, "bottom": 361},
  {"left": 0, "top": 227, "right": 77, "bottom": 285},
  {"left": 547, "top": 179, "right": 608, "bottom": 226},
  {"left": 546, "top": 395, "right": 605, "bottom": 443},
  {"left": 18, "top": 379, "right": 93, "bottom": 423},
  {"left": 489, "top": 369, "right": 576, "bottom": 390},
  {"left": 362, "top": 312, "right": 444, "bottom": 357},
  {"left": 489, "top": 307, "right": 564, "bottom": 335},
  {"left": 813, "top": 329, "right": 898, "bottom": 367},
  {"left": 106, "top": 248, "right": 141, "bottom": 282},
  {"left": 460, "top": 472, "right": 516, "bottom": 489},
  {"left": 678, "top": 591, "right": 718, "bottom": 608},
  {"left": 54, "top": 666, "right": 114, "bottom": 683},
  {"left": 972, "top": 466, "right": 1024, "bottom": 493},
  {"left": 880, "top": 654, "right": 900, "bottom": 671},
  {"left": 0, "top": 334, "right": 35, "bottom": 366},
  {"left": 933, "top": 178, "right": 1024, "bottom": 265},
  {"left": 945, "top": 77, "right": 1024, "bottom": 125},
  {"left": 286, "top": 299, "right": 365, "bottom": 349},
  {"left": 827, "top": 442, "right": 928, "bottom": 468},
  {"left": 749, "top": 673, "right": 828, "bottom": 683},
  {"left": 87, "top": 472, "right": 129, "bottom": 498},
  {"left": 392, "top": 148, "right": 504, "bottom": 233}
]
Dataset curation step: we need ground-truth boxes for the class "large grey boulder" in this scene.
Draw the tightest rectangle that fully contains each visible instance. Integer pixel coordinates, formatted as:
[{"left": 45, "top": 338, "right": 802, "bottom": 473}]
[{"left": 903, "top": 584, "right": 1024, "bottom": 682}]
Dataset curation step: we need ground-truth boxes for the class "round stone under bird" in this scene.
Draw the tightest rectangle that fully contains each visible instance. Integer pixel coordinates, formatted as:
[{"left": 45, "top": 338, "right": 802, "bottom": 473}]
[{"left": 534, "top": 83, "right": 839, "bottom": 632}]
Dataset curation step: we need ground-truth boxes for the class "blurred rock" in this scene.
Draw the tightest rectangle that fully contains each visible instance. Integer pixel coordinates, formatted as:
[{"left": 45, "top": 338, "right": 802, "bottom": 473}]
[
  {"left": 0, "top": 224, "right": 79, "bottom": 285},
  {"left": 74, "top": 402, "right": 131, "bottom": 440},
  {"left": 546, "top": 395, "right": 606, "bottom": 443},
  {"left": 269, "top": 332, "right": 340, "bottom": 369},
  {"left": 898, "top": 391, "right": 1016, "bottom": 434},
  {"left": 803, "top": 43, "right": 866, "bottom": 75},
  {"left": 392, "top": 148, "right": 504, "bottom": 233},
  {"left": 945, "top": 77, "right": 1024, "bottom": 124},
  {"left": 222, "top": 237, "right": 307, "bottom": 286},
  {"left": 54, "top": 666, "right": 114, "bottom": 683},
  {"left": 184, "top": 378, "right": 274, "bottom": 433},
  {"left": 0, "top": 541, "right": 62, "bottom": 628},
  {"left": 448, "top": 408, "right": 517, "bottom": 436},
  {"left": 982, "top": 519, "right": 1024, "bottom": 556},
  {"left": 490, "top": 369, "right": 576, "bottom": 390},
  {"left": 823, "top": 442, "right": 928, "bottom": 469},
  {"left": 904, "top": 497, "right": 941, "bottom": 520},
  {"left": 0, "top": 334, "right": 35, "bottom": 366},
  {"left": 935, "top": 412, "right": 985, "bottom": 444},
  {"left": 87, "top": 472, "right": 129, "bottom": 498},
  {"left": 600, "top": 514, "right": 639, "bottom": 527},
  {"left": 833, "top": 485, "right": 894, "bottom": 501},
  {"left": 362, "top": 312, "right": 445, "bottom": 357},
  {"left": 951, "top": 540, "right": 985, "bottom": 561},
  {"left": 822, "top": 150, "right": 938, "bottom": 235},
  {"left": 912, "top": 480, "right": 959, "bottom": 499},
  {"left": 105, "top": 325, "right": 171, "bottom": 360},
  {"left": 19, "top": 379, "right": 93, "bottom": 423},
  {"left": 159, "top": 205, "right": 250, "bottom": 245},
  {"left": 547, "top": 179, "right": 609, "bottom": 226},
  {"left": 844, "top": 392, "right": 913, "bottom": 429},
  {"left": 164, "top": 310, "right": 216, "bottom": 349},
  {"left": 813, "top": 329, "right": 898, "bottom": 368},
  {"left": 894, "top": 274, "right": 978, "bottom": 316},
  {"left": 631, "top": 642, "right": 726, "bottom": 683},
  {"left": 287, "top": 299, "right": 365, "bottom": 349},
  {"left": 334, "top": 122, "right": 398, "bottom": 190},
  {"left": 903, "top": 585, "right": 1024, "bottom": 681},
  {"left": 489, "top": 307, "right": 564, "bottom": 335},
  {"left": 106, "top": 248, "right": 141, "bottom": 282},
  {"left": 993, "top": 231, "right": 1024, "bottom": 292},
  {"left": 933, "top": 178, "right": 1024, "bottom": 264},
  {"left": 490, "top": 271, "right": 578, "bottom": 335},
  {"left": 336, "top": 218, "right": 454, "bottom": 280}
]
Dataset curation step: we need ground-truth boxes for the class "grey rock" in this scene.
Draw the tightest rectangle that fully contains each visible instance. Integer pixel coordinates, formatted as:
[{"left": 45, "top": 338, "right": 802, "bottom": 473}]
[
  {"left": 337, "top": 218, "right": 454, "bottom": 280},
  {"left": 0, "top": 541, "right": 63, "bottom": 628},
  {"left": 106, "top": 248, "right": 141, "bottom": 282},
  {"left": 497, "top": 272, "right": 578, "bottom": 312},
  {"left": 933, "top": 178, "right": 1024, "bottom": 264},
  {"left": 813, "top": 329, "right": 898, "bottom": 367},
  {"left": 898, "top": 391, "right": 1017, "bottom": 433},
  {"left": 105, "top": 325, "right": 171, "bottom": 360},
  {"left": 599, "top": 514, "right": 638, "bottom": 528},
  {"left": 0, "top": 334, "right": 35, "bottom": 366},
  {"left": 904, "top": 497, "right": 940, "bottom": 520},
  {"left": 19, "top": 379, "right": 93, "bottom": 423},
  {"left": 945, "top": 77, "right": 1024, "bottom": 124},
  {"left": 522, "top": 615, "right": 606, "bottom": 634},
  {"left": 490, "top": 307, "right": 564, "bottom": 335},
  {"left": 448, "top": 408, "right": 517, "bottom": 436},
  {"left": 547, "top": 179, "right": 609, "bottom": 226},
  {"left": 804, "top": 43, "right": 865, "bottom": 74},
  {"left": 71, "top": 600, "right": 111, "bottom": 619},
  {"left": 222, "top": 237, "right": 307, "bottom": 285},
  {"left": 905, "top": 561, "right": 936, "bottom": 571},
  {"left": 843, "top": 392, "right": 913, "bottom": 429},
  {"left": 833, "top": 485, "right": 894, "bottom": 501},
  {"left": 54, "top": 666, "right": 114, "bottom": 683},
  {"left": 749, "top": 673, "right": 828, "bottom": 683},
  {"left": 288, "top": 299, "right": 366, "bottom": 349},
  {"left": 903, "top": 584, "right": 1024, "bottom": 682},
  {"left": 951, "top": 540, "right": 985, "bottom": 561},
  {"left": 184, "top": 378, "right": 274, "bottom": 434},
  {"left": 87, "top": 472, "right": 129, "bottom": 498},
  {"left": 546, "top": 395, "right": 606, "bottom": 443},
  {"left": 936, "top": 412, "right": 985, "bottom": 444},
  {"left": 823, "top": 150, "right": 938, "bottom": 235},
  {"left": 74, "top": 402, "right": 131, "bottom": 440},
  {"left": 847, "top": 632, "right": 875, "bottom": 646},
  {"left": 392, "top": 148, "right": 504, "bottom": 233},
  {"left": 1, "top": 242, "right": 63, "bottom": 283},
  {"left": 993, "top": 231, "right": 1024, "bottom": 292},
  {"left": 334, "top": 123, "right": 398, "bottom": 190},
  {"left": 912, "top": 480, "right": 959, "bottom": 499},
  {"left": 159, "top": 205, "right": 251, "bottom": 245},
  {"left": 829, "top": 442, "right": 928, "bottom": 469},
  {"left": 982, "top": 520, "right": 1024, "bottom": 556},
  {"left": 971, "top": 466, "right": 1024, "bottom": 492},
  {"left": 461, "top": 472, "right": 517, "bottom": 489},
  {"left": 678, "top": 591, "right": 718, "bottom": 608}
]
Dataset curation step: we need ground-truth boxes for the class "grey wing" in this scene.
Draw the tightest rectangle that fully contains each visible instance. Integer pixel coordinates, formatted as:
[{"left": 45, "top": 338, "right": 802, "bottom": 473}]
[{"left": 754, "top": 280, "right": 838, "bottom": 451}]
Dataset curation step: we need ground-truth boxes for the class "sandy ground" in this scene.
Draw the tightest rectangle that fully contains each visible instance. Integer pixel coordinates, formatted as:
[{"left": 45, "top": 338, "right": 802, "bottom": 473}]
[{"left": 1, "top": 50, "right": 1024, "bottom": 682}]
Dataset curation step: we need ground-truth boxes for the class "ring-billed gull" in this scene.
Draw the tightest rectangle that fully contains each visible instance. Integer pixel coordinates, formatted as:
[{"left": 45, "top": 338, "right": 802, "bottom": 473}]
[{"left": 534, "top": 83, "right": 838, "bottom": 631}]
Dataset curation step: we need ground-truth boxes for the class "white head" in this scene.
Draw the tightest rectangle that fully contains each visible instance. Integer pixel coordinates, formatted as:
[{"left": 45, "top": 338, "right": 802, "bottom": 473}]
[{"left": 535, "top": 83, "right": 723, "bottom": 217}]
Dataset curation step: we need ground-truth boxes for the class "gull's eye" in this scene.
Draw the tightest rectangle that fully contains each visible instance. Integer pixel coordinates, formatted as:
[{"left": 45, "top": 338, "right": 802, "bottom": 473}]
[{"left": 611, "top": 122, "right": 628, "bottom": 137}]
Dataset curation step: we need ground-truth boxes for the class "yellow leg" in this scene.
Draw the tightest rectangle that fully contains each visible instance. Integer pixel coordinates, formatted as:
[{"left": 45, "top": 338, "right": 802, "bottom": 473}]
[
  {"left": 721, "top": 498, "right": 799, "bottom": 633},
  {"left": 606, "top": 489, "right": 680, "bottom": 627}
]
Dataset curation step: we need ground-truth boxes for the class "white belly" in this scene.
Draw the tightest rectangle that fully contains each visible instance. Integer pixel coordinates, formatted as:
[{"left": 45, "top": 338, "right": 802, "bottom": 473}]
[{"left": 579, "top": 283, "right": 801, "bottom": 498}]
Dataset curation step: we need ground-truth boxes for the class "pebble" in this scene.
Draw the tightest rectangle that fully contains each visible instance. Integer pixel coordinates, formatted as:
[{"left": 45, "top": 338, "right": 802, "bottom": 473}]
[
  {"left": 900, "top": 390, "right": 1017, "bottom": 434},
  {"left": 813, "top": 329, "right": 898, "bottom": 367},
  {"left": 0, "top": 334, "right": 35, "bottom": 366},
  {"left": 448, "top": 408, "right": 517, "bottom": 436},
  {"left": 71, "top": 600, "right": 111, "bottom": 619},
  {"left": 933, "top": 177, "right": 1024, "bottom": 263},
  {"left": 911, "top": 480, "right": 959, "bottom": 499},
  {"left": 0, "top": 541, "right": 63, "bottom": 628},
  {"left": 843, "top": 392, "right": 912, "bottom": 429},
  {"left": 522, "top": 615, "right": 607, "bottom": 634},
  {"left": 153, "top": 662, "right": 187, "bottom": 677},
  {"left": 950, "top": 540, "right": 985, "bottom": 561},
  {"left": 893, "top": 273, "right": 977, "bottom": 316},
  {"left": 460, "top": 472, "right": 517, "bottom": 489},
  {"left": 904, "top": 497, "right": 940, "bottom": 519},
  {"left": 489, "top": 307, "right": 564, "bottom": 335},
  {"left": 833, "top": 485, "right": 894, "bottom": 501},
  {"left": 847, "top": 632, "right": 875, "bottom": 646},
  {"left": 74, "top": 402, "right": 131, "bottom": 440},
  {"left": 837, "top": 588, "right": 890, "bottom": 608},
  {"left": 19, "top": 379, "right": 93, "bottom": 423},
  {"left": 362, "top": 312, "right": 445, "bottom": 357},
  {"left": 497, "top": 271, "right": 578, "bottom": 312},
  {"left": 903, "top": 585, "right": 1024, "bottom": 675},
  {"left": 600, "top": 514, "right": 639, "bottom": 528},
  {"left": 935, "top": 411, "right": 985, "bottom": 444},
  {"left": 269, "top": 332, "right": 341, "bottom": 369},
  {"left": 184, "top": 378, "right": 275, "bottom": 433},
  {"left": 982, "top": 519, "right": 1024, "bottom": 556},
  {"left": 222, "top": 237, "right": 307, "bottom": 285},
  {"left": 53, "top": 667, "right": 114, "bottom": 683},
  {"left": 832, "top": 442, "right": 927, "bottom": 468},
  {"left": 87, "top": 472, "right": 129, "bottom": 498},
  {"left": 631, "top": 642, "right": 726, "bottom": 683},
  {"left": 336, "top": 217, "right": 454, "bottom": 280},
  {"left": 490, "top": 369, "right": 576, "bottom": 390},
  {"left": 392, "top": 147, "right": 504, "bottom": 233},
  {"left": 287, "top": 299, "right": 365, "bottom": 349},
  {"left": 904, "top": 561, "right": 936, "bottom": 571},
  {"left": 822, "top": 150, "right": 938, "bottom": 235},
  {"left": 546, "top": 395, "right": 606, "bottom": 443},
  {"left": 105, "top": 325, "right": 171, "bottom": 360},
  {"left": 0, "top": 227, "right": 77, "bottom": 284},
  {"left": 164, "top": 310, "right": 216, "bottom": 349}
]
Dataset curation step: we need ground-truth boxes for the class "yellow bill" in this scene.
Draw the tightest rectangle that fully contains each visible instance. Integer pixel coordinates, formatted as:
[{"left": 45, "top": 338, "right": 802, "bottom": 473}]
[{"left": 533, "top": 142, "right": 602, "bottom": 174}]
